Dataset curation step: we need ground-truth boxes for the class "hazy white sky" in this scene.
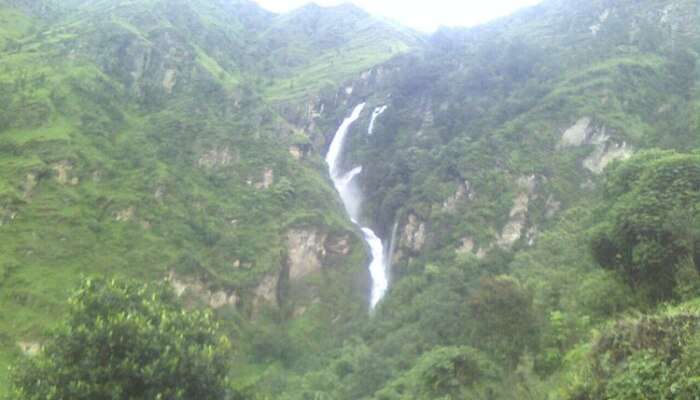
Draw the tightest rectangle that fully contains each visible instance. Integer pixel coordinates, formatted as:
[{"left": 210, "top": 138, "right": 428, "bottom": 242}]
[{"left": 253, "top": 0, "right": 543, "bottom": 32}]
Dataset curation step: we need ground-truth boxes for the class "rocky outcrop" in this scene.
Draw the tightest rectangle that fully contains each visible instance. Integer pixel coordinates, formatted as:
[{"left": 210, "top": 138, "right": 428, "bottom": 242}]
[
  {"left": 167, "top": 271, "right": 238, "bottom": 310},
  {"left": 325, "top": 234, "right": 352, "bottom": 256},
  {"left": 52, "top": 161, "right": 79, "bottom": 185},
  {"left": 443, "top": 180, "right": 474, "bottom": 212},
  {"left": 287, "top": 229, "right": 326, "bottom": 280},
  {"left": 23, "top": 173, "right": 37, "bottom": 199},
  {"left": 401, "top": 214, "right": 426, "bottom": 253},
  {"left": 255, "top": 168, "right": 275, "bottom": 190},
  {"left": 558, "top": 117, "right": 594, "bottom": 148},
  {"left": 558, "top": 118, "right": 633, "bottom": 174},
  {"left": 197, "top": 147, "right": 234, "bottom": 169},
  {"left": 17, "top": 341, "right": 40, "bottom": 356},
  {"left": 583, "top": 141, "right": 632, "bottom": 174},
  {"left": 455, "top": 236, "right": 488, "bottom": 259},
  {"left": 253, "top": 272, "right": 280, "bottom": 311},
  {"left": 497, "top": 176, "right": 536, "bottom": 249},
  {"left": 162, "top": 69, "right": 177, "bottom": 94},
  {"left": 289, "top": 144, "right": 311, "bottom": 160},
  {"left": 545, "top": 195, "right": 562, "bottom": 219},
  {"left": 392, "top": 214, "right": 428, "bottom": 265},
  {"left": 285, "top": 229, "right": 352, "bottom": 280},
  {"left": 115, "top": 207, "right": 135, "bottom": 222},
  {"left": 589, "top": 8, "right": 611, "bottom": 35}
]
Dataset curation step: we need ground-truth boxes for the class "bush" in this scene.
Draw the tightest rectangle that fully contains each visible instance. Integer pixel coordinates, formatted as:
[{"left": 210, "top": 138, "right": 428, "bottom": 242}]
[{"left": 9, "top": 278, "right": 237, "bottom": 400}]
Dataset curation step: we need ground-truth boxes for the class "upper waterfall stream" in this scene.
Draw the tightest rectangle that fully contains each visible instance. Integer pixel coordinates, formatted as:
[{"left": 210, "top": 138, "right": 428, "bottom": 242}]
[{"left": 325, "top": 103, "right": 388, "bottom": 308}]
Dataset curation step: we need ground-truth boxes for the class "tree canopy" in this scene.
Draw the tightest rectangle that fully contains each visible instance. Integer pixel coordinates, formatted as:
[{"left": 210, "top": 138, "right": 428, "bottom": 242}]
[{"left": 9, "top": 278, "right": 236, "bottom": 400}]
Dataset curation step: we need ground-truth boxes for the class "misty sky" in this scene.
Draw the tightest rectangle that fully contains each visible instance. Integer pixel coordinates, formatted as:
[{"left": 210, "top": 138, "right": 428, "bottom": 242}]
[{"left": 253, "top": 0, "right": 543, "bottom": 32}]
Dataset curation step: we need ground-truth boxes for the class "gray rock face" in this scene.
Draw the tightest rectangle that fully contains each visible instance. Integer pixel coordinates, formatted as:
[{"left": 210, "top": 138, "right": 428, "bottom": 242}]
[
  {"left": 23, "top": 173, "right": 37, "bottom": 199},
  {"left": 162, "top": 68, "right": 177, "bottom": 94},
  {"left": 253, "top": 272, "right": 280, "bottom": 312},
  {"left": 497, "top": 175, "right": 536, "bottom": 249},
  {"left": 167, "top": 271, "right": 238, "bottom": 310},
  {"left": 197, "top": 147, "right": 234, "bottom": 169},
  {"left": 255, "top": 168, "right": 275, "bottom": 190},
  {"left": 115, "top": 207, "right": 135, "bottom": 222},
  {"left": 443, "top": 180, "right": 474, "bottom": 212},
  {"left": 17, "top": 341, "right": 40, "bottom": 356},
  {"left": 287, "top": 229, "right": 326, "bottom": 281},
  {"left": 401, "top": 214, "right": 426, "bottom": 253},
  {"left": 583, "top": 141, "right": 632, "bottom": 174},
  {"left": 558, "top": 118, "right": 633, "bottom": 174},
  {"left": 52, "top": 161, "right": 78, "bottom": 185},
  {"left": 558, "top": 117, "right": 593, "bottom": 147},
  {"left": 545, "top": 195, "right": 562, "bottom": 219}
]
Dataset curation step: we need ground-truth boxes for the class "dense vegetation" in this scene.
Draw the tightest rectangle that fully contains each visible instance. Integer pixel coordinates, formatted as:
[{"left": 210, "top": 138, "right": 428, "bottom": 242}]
[
  {"left": 9, "top": 278, "right": 235, "bottom": 399},
  {"left": 1, "top": 0, "right": 700, "bottom": 398}
]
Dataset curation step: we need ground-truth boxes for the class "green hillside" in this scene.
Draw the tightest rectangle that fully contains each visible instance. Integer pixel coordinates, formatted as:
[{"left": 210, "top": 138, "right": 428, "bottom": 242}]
[
  {"left": 2, "top": 0, "right": 700, "bottom": 398},
  {"left": 0, "top": 0, "right": 423, "bottom": 391}
]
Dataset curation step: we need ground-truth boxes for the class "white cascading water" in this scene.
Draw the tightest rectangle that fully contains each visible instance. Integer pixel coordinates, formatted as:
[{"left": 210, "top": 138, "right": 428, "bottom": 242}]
[
  {"left": 368, "top": 105, "right": 388, "bottom": 135},
  {"left": 325, "top": 103, "right": 389, "bottom": 308}
]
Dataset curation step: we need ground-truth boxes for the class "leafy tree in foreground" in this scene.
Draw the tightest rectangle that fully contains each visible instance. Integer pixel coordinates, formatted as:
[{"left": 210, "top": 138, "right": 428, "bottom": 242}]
[{"left": 9, "top": 278, "right": 235, "bottom": 400}]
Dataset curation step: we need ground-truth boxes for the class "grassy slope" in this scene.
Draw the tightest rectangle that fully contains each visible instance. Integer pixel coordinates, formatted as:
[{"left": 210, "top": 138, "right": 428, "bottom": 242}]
[
  {"left": 258, "top": 5, "right": 422, "bottom": 101},
  {"left": 0, "top": 0, "right": 397, "bottom": 391}
]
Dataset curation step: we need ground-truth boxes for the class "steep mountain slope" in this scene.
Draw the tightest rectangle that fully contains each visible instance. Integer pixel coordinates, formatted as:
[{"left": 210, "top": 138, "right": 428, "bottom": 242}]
[
  {"left": 0, "top": 0, "right": 421, "bottom": 391},
  {"left": 315, "top": 0, "right": 699, "bottom": 264},
  {"left": 251, "top": 0, "right": 700, "bottom": 398},
  {"left": 3, "top": 0, "right": 700, "bottom": 398}
]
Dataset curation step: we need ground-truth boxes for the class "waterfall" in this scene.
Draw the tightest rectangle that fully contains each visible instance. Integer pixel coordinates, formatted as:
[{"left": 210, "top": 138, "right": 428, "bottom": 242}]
[
  {"left": 368, "top": 105, "right": 388, "bottom": 135},
  {"left": 325, "top": 103, "right": 389, "bottom": 308}
]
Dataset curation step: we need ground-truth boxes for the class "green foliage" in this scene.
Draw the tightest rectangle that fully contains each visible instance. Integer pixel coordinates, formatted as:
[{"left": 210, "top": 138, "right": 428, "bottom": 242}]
[
  {"left": 9, "top": 278, "right": 236, "bottom": 400},
  {"left": 567, "top": 306, "right": 700, "bottom": 399},
  {"left": 591, "top": 151, "right": 700, "bottom": 301},
  {"left": 468, "top": 275, "right": 538, "bottom": 366},
  {"left": 377, "top": 346, "right": 500, "bottom": 400}
]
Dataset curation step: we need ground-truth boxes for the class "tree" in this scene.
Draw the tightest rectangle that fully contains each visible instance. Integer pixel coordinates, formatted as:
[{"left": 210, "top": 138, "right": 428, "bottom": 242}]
[
  {"left": 468, "top": 275, "right": 537, "bottom": 366},
  {"left": 9, "top": 278, "right": 237, "bottom": 400},
  {"left": 591, "top": 151, "right": 700, "bottom": 301}
]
